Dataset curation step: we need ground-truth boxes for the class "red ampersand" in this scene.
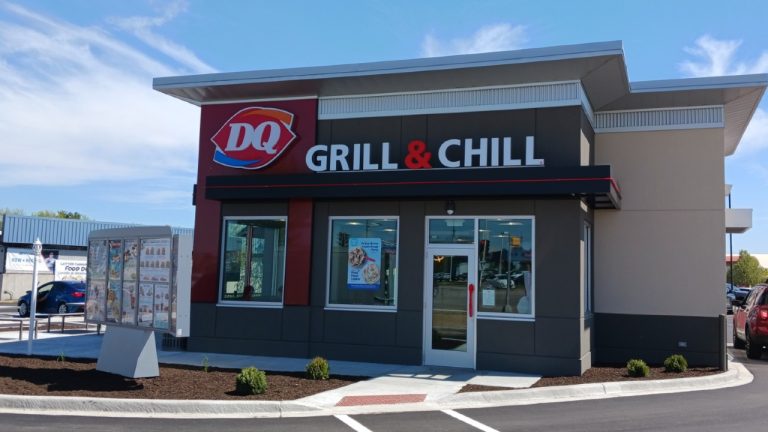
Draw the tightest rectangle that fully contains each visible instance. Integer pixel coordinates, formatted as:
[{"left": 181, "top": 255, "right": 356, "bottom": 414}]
[{"left": 404, "top": 140, "right": 432, "bottom": 169}]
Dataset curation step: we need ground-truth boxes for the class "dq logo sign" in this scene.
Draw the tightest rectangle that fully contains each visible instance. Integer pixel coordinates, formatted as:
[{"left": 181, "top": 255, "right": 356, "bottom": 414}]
[{"left": 211, "top": 107, "right": 297, "bottom": 169}]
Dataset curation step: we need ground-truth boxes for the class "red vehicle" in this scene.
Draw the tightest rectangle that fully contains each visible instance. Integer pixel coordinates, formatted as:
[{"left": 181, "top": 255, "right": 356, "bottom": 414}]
[{"left": 733, "top": 284, "right": 768, "bottom": 359}]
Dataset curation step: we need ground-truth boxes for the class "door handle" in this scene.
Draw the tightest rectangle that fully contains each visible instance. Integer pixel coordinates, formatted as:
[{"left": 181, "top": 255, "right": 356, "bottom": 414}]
[{"left": 468, "top": 283, "right": 475, "bottom": 318}]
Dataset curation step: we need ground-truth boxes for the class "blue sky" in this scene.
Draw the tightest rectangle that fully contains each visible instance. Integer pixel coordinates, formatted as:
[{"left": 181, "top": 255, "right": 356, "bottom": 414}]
[{"left": 0, "top": 0, "right": 766, "bottom": 253}]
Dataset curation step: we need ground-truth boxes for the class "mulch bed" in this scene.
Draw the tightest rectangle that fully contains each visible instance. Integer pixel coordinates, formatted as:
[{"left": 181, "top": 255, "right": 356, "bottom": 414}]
[
  {"left": 460, "top": 364, "right": 721, "bottom": 393},
  {"left": 0, "top": 354, "right": 364, "bottom": 400}
]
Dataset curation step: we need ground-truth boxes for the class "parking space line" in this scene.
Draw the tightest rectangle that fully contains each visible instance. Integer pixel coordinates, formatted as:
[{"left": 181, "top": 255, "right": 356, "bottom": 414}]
[
  {"left": 335, "top": 414, "right": 374, "bottom": 432},
  {"left": 442, "top": 409, "right": 500, "bottom": 432}
]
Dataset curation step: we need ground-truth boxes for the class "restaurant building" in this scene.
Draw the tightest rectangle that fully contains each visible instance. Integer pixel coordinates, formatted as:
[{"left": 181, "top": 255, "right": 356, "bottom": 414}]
[{"left": 154, "top": 41, "right": 766, "bottom": 375}]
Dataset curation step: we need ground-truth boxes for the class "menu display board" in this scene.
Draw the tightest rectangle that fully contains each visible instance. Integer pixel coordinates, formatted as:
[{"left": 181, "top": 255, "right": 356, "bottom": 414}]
[{"left": 86, "top": 229, "right": 189, "bottom": 335}]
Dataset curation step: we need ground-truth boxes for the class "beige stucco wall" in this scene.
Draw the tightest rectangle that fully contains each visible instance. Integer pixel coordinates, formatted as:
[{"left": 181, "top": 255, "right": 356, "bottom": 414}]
[{"left": 595, "top": 128, "right": 725, "bottom": 317}]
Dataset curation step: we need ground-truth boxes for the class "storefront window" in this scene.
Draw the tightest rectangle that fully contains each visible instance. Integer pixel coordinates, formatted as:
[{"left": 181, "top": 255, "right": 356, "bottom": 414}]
[
  {"left": 220, "top": 218, "right": 286, "bottom": 304},
  {"left": 428, "top": 219, "right": 474, "bottom": 244},
  {"left": 328, "top": 218, "right": 398, "bottom": 309},
  {"left": 476, "top": 218, "right": 534, "bottom": 316}
]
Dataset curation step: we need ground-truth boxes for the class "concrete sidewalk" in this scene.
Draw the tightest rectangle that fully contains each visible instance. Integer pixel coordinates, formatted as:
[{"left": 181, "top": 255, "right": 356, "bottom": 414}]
[{"left": 0, "top": 329, "right": 754, "bottom": 419}]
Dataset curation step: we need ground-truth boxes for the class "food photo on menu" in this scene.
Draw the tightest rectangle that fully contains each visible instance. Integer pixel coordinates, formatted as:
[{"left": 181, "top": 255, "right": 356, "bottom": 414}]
[
  {"left": 122, "top": 282, "right": 137, "bottom": 325},
  {"left": 153, "top": 284, "right": 169, "bottom": 329},
  {"left": 86, "top": 280, "right": 106, "bottom": 322},
  {"left": 106, "top": 281, "right": 122, "bottom": 323},
  {"left": 88, "top": 240, "right": 108, "bottom": 279},
  {"left": 138, "top": 284, "right": 154, "bottom": 326},
  {"left": 108, "top": 240, "right": 123, "bottom": 281}
]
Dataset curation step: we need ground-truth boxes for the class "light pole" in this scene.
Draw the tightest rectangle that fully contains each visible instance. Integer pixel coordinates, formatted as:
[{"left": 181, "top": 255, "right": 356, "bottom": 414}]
[{"left": 27, "top": 238, "right": 42, "bottom": 355}]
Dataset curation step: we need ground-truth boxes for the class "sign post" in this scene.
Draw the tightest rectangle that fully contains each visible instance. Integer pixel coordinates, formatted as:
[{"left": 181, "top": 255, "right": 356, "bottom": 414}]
[{"left": 26, "top": 238, "right": 42, "bottom": 355}]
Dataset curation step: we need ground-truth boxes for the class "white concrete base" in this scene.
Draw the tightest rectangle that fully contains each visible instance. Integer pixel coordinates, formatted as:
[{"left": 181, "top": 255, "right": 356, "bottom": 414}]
[{"left": 96, "top": 326, "right": 159, "bottom": 378}]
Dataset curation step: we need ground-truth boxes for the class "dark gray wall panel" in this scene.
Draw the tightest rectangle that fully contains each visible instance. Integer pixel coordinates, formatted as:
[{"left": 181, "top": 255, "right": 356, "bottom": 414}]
[
  {"left": 215, "top": 307, "right": 283, "bottom": 340},
  {"left": 534, "top": 199, "right": 581, "bottom": 319},
  {"left": 398, "top": 201, "right": 426, "bottom": 312},
  {"left": 323, "top": 311, "right": 397, "bottom": 346},
  {"left": 534, "top": 317, "right": 582, "bottom": 358},
  {"left": 282, "top": 306, "right": 310, "bottom": 341},
  {"left": 595, "top": 313, "right": 721, "bottom": 366},
  {"left": 477, "top": 352, "right": 584, "bottom": 376},
  {"left": 309, "top": 306, "right": 324, "bottom": 342},
  {"left": 189, "top": 337, "right": 307, "bottom": 358},
  {"left": 310, "top": 342, "right": 421, "bottom": 365},
  {"left": 190, "top": 302, "right": 217, "bottom": 338},
  {"left": 310, "top": 202, "right": 330, "bottom": 308},
  {"left": 396, "top": 310, "right": 423, "bottom": 348},
  {"left": 535, "top": 107, "right": 581, "bottom": 167},
  {"left": 477, "top": 319, "right": 534, "bottom": 355}
]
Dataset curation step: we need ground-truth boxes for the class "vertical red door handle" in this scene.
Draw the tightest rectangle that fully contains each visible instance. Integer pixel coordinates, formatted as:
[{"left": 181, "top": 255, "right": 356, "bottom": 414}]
[{"left": 468, "top": 283, "right": 475, "bottom": 317}]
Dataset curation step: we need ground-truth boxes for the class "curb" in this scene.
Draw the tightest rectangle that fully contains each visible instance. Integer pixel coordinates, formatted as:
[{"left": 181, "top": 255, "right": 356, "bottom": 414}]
[{"left": 0, "top": 361, "right": 753, "bottom": 419}]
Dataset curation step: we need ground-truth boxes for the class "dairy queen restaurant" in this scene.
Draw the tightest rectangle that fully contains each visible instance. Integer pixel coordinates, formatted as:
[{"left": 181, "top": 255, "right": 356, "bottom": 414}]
[{"left": 153, "top": 41, "right": 767, "bottom": 375}]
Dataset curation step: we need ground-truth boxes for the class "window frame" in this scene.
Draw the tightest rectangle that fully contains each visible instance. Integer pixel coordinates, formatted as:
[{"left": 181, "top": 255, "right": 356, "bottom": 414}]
[
  {"left": 425, "top": 215, "right": 536, "bottom": 322},
  {"left": 218, "top": 216, "right": 288, "bottom": 309},
  {"left": 584, "top": 221, "right": 593, "bottom": 316},
  {"left": 325, "top": 216, "right": 400, "bottom": 312}
]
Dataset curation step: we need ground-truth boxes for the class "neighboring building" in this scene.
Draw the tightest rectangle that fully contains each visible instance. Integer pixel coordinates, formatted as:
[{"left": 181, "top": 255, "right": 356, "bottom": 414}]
[
  {"left": 0, "top": 215, "right": 192, "bottom": 301},
  {"left": 154, "top": 41, "right": 767, "bottom": 375}
]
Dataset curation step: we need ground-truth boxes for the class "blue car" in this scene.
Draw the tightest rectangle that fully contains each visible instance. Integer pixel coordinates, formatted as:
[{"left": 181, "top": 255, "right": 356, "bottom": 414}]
[{"left": 17, "top": 280, "right": 86, "bottom": 317}]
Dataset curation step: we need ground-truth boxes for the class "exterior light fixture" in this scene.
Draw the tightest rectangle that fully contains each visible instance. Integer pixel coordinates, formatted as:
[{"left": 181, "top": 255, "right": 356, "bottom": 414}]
[{"left": 445, "top": 200, "right": 456, "bottom": 215}]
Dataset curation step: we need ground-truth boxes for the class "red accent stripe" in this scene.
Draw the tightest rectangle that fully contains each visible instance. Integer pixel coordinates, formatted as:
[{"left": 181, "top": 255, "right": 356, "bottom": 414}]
[
  {"left": 284, "top": 199, "right": 312, "bottom": 306},
  {"left": 209, "top": 176, "right": 622, "bottom": 198}
]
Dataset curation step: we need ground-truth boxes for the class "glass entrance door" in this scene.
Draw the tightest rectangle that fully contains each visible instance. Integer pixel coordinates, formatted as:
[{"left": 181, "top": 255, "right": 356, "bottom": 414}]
[{"left": 424, "top": 245, "right": 476, "bottom": 368}]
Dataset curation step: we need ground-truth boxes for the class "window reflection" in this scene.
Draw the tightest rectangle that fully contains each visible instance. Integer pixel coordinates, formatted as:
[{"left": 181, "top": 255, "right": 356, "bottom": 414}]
[{"left": 477, "top": 218, "right": 533, "bottom": 315}]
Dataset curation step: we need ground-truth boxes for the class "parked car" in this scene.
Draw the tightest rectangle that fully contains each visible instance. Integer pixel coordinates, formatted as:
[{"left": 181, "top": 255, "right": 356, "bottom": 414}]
[
  {"left": 732, "top": 284, "right": 768, "bottom": 359},
  {"left": 732, "top": 285, "right": 752, "bottom": 301},
  {"left": 17, "top": 280, "right": 86, "bottom": 317}
]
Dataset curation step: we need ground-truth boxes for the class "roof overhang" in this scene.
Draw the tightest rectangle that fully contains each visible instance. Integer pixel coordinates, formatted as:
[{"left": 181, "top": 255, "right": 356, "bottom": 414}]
[
  {"left": 154, "top": 41, "right": 767, "bottom": 157},
  {"left": 153, "top": 41, "right": 629, "bottom": 108}
]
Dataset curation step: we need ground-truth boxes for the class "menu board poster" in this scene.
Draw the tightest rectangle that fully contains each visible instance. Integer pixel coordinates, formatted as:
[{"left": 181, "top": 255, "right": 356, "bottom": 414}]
[
  {"left": 88, "top": 240, "right": 107, "bottom": 280},
  {"left": 140, "top": 238, "right": 171, "bottom": 283},
  {"left": 122, "top": 282, "right": 137, "bottom": 325},
  {"left": 153, "top": 284, "right": 170, "bottom": 329},
  {"left": 123, "top": 239, "right": 138, "bottom": 281},
  {"left": 106, "top": 280, "right": 122, "bottom": 323},
  {"left": 86, "top": 279, "right": 106, "bottom": 322},
  {"left": 108, "top": 240, "right": 123, "bottom": 281},
  {"left": 138, "top": 283, "right": 154, "bottom": 327},
  {"left": 347, "top": 237, "right": 382, "bottom": 291}
]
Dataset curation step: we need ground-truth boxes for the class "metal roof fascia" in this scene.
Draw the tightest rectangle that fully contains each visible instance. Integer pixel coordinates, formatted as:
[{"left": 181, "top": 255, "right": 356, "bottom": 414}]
[
  {"left": 630, "top": 74, "right": 768, "bottom": 93},
  {"left": 152, "top": 41, "right": 625, "bottom": 91}
]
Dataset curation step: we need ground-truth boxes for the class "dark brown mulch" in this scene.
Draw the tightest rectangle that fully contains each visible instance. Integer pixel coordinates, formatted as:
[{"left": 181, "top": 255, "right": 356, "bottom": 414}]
[
  {"left": 460, "top": 364, "right": 721, "bottom": 393},
  {"left": 0, "top": 354, "right": 364, "bottom": 400}
]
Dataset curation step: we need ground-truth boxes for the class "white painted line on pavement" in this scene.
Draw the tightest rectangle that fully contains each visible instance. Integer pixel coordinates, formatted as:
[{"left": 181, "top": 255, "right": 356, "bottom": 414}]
[
  {"left": 442, "top": 409, "right": 500, "bottom": 432},
  {"left": 335, "top": 414, "right": 374, "bottom": 432}
]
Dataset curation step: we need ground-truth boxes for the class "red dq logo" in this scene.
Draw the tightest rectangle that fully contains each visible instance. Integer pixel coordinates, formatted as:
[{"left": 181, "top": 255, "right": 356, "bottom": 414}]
[{"left": 211, "top": 107, "right": 297, "bottom": 169}]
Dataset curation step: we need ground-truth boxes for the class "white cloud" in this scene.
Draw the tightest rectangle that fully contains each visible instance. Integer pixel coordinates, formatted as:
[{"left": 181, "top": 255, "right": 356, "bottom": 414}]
[
  {"left": 680, "top": 35, "right": 768, "bottom": 77},
  {"left": 0, "top": 1, "right": 205, "bottom": 211},
  {"left": 421, "top": 23, "right": 526, "bottom": 57},
  {"left": 740, "top": 108, "right": 768, "bottom": 154},
  {"left": 680, "top": 35, "right": 768, "bottom": 155},
  {"left": 108, "top": 0, "right": 216, "bottom": 74}
]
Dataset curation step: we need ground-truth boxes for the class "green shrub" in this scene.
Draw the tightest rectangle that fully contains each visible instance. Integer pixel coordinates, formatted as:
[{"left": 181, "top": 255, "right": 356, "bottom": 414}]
[
  {"left": 235, "top": 367, "right": 268, "bottom": 395},
  {"left": 664, "top": 354, "right": 688, "bottom": 373},
  {"left": 306, "top": 356, "right": 330, "bottom": 380},
  {"left": 626, "top": 359, "right": 650, "bottom": 377}
]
